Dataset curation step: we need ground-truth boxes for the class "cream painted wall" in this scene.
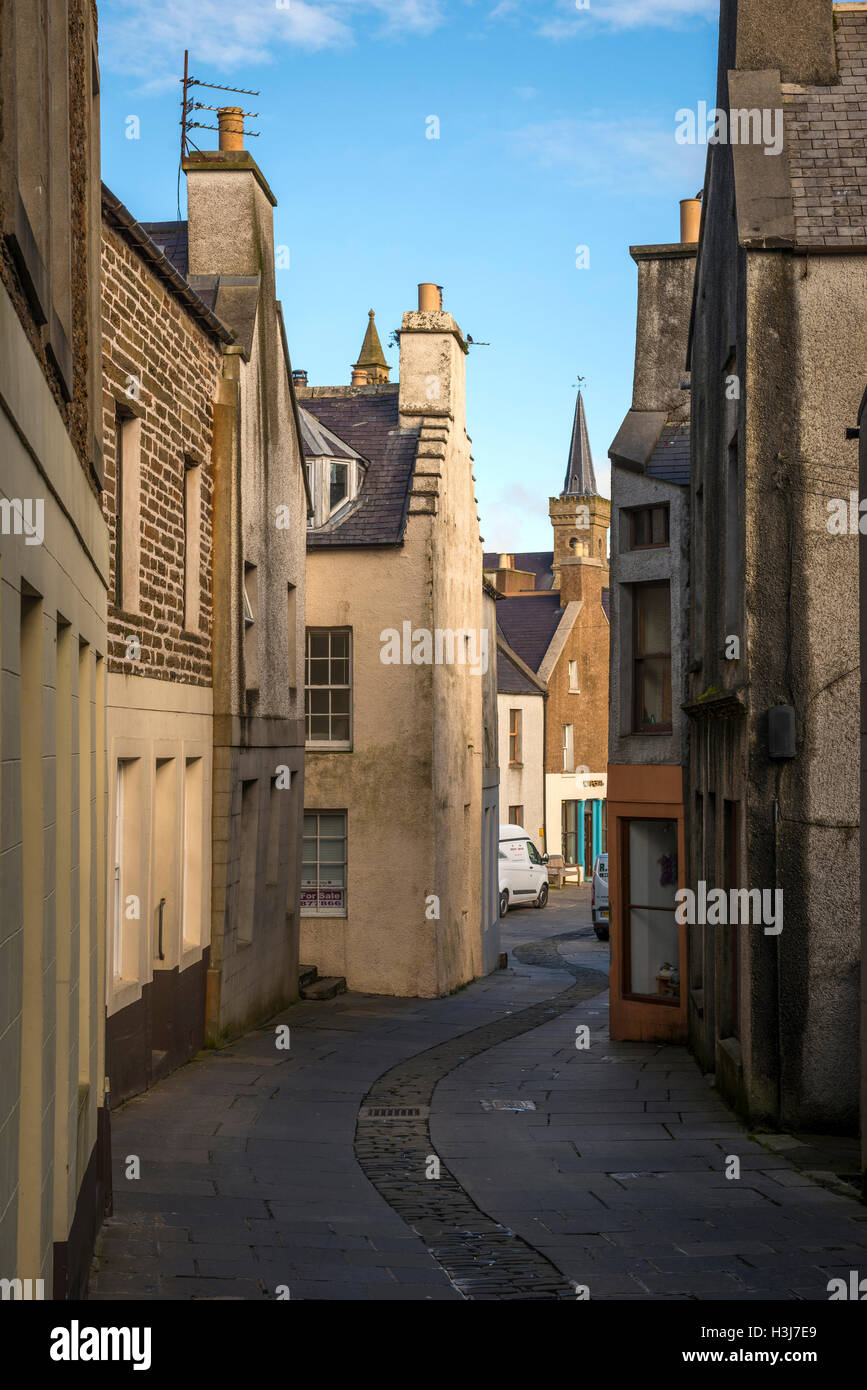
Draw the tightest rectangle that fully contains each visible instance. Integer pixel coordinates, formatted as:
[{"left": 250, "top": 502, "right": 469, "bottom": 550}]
[
  {"left": 303, "top": 302, "right": 487, "bottom": 997},
  {"left": 497, "top": 693, "right": 545, "bottom": 842},
  {"left": 105, "top": 674, "right": 213, "bottom": 1020},
  {"left": 0, "top": 281, "right": 108, "bottom": 1290},
  {"left": 303, "top": 543, "right": 439, "bottom": 996}
]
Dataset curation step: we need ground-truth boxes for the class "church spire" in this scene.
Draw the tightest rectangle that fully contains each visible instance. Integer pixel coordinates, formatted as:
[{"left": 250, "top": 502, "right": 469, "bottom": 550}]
[
  {"left": 350, "top": 309, "right": 390, "bottom": 385},
  {"left": 562, "top": 389, "right": 597, "bottom": 497}
]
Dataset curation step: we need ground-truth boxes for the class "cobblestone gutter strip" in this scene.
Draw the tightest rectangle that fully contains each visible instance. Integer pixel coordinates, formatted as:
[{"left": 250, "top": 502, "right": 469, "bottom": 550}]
[{"left": 355, "top": 961, "right": 606, "bottom": 1300}]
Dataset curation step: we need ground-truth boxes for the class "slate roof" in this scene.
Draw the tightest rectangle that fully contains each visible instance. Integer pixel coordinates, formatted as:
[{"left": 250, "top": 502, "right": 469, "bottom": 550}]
[
  {"left": 783, "top": 10, "right": 867, "bottom": 248},
  {"left": 298, "top": 406, "right": 363, "bottom": 461},
  {"left": 496, "top": 593, "right": 564, "bottom": 674},
  {"left": 562, "top": 390, "right": 597, "bottom": 497},
  {"left": 497, "top": 643, "right": 545, "bottom": 696},
  {"left": 300, "top": 387, "right": 420, "bottom": 547},
  {"left": 482, "top": 551, "right": 555, "bottom": 590},
  {"left": 140, "top": 220, "right": 189, "bottom": 278},
  {"left": 646, "top": 423, "right": 690, "bottom": 486}
]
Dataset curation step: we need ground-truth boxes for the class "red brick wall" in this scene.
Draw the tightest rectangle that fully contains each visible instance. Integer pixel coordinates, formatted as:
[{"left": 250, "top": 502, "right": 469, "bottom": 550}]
[
  {"left": 101, "top": 221, "right": 222, "bottom": 684},
  {"left": 545, "top": 564, "right": 610, "bottom": 775}
]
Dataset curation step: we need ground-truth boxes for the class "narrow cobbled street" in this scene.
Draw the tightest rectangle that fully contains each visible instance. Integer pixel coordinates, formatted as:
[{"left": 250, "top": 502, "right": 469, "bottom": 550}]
[{"left": 89, "top": 888, "right": 867, "bottom": 1302}]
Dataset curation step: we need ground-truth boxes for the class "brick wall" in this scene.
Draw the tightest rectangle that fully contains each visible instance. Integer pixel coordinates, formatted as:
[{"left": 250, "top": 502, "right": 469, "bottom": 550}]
[
  {"left": 545, "top": 568, "right": 610, "bottom": 776},
  {"left": 101, "top": 221, "right": 222, "bottom": 683}
]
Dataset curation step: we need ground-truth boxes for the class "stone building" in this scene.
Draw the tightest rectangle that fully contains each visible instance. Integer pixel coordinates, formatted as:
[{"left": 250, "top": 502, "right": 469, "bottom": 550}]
[
  {"left": 118, "top": 110, "right": 309, "bottom": 1048},
  {"left": 0, "top": 0, "right": 110, "bottom": 1297},
  {"left": 481, "top": 580, "right": 502, "bottom": 952},
  {"left": 485, "top": 392, "right": 610, "bottom": 877},
  {"left": 606, "top": 203, "right": 697, "bottom": 1042},
  {"left": 298, "top": 286, "right": 499, "bottom": 996},
  {"left": 686, "top": 0, "right": 867, "bottom": 1132},
  {"left": 100, "top": 188, "right": 229, "bottom": 1102}
]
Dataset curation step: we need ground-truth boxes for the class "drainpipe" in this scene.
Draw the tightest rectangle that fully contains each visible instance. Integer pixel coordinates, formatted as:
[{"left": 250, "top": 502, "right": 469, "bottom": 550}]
[{"left": 542, "top": 691, "right": 548, "bottom": 854}]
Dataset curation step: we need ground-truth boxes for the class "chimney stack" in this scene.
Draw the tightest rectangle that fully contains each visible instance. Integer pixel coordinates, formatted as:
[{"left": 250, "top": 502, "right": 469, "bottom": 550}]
[
  {"left": 680, "top": 196, "right": 701, "bottom": 245},
  {"left": 292, "top": 369, "right": 308, "bottom": 389},
  {"left": 418, "top": 283, "right": 443, "bottom": 312},
  {"left": 218, "top": 106, "right": 244, "bottom": 152}
]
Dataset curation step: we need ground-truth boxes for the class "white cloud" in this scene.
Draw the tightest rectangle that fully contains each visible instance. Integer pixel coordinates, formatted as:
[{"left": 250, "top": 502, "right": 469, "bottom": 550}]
[
  {"left": 509, "top": 114, "right": 706, "bottom": 192},
  {"left": 538, "top": 0, "right": 716, "bottom": 38},
  {"left": 483, "top": 485, "right": 548, "bottom": 551},
  {"left": 101, "top": 0, "right": 445, "bottom": 88}
]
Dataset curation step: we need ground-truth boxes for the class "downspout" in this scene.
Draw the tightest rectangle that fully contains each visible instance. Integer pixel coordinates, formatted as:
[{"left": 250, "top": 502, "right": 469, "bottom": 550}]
[{"left": 542, "top": 689, "right": 548, "bottom": 854}]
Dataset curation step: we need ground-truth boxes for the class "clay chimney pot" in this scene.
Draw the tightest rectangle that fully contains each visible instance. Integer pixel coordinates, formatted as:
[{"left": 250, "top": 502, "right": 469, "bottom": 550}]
[
  {"left": 218, "top": 106, "right": 245, "bottom": 152},
  {"left": 680, "top": 196, "right": 702, "bottom": 245},
  {"left": 418, "top": 283, "right": 443, "bottom": 312}
]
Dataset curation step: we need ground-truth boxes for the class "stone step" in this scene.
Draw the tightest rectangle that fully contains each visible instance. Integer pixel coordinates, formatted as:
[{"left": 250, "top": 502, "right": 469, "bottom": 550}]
[
  {"left": 298, "top": 964, "right": 318, "bottom": 990},
  {"left": 300, "top": 975, "right": 347, "bottom": 1001}
]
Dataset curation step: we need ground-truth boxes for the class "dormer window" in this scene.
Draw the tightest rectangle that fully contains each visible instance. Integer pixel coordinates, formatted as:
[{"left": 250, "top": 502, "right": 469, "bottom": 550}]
[{"left": 306, "top": 454, "right": 364, "bottom": 528}]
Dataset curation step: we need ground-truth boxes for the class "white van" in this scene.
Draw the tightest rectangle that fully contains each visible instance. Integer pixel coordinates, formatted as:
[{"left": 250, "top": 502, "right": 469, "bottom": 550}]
[
  {"left": 498, "top": 825, "right": 549, "bottom": 916},
  {"left": 591, "top": 853, "right": 609, "bottom": 940}
]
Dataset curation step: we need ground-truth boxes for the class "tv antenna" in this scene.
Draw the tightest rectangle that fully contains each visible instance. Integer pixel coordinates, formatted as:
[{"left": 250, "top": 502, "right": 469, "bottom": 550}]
[{"left": 180, "top": 50, "right": 260, "bottom": 158}]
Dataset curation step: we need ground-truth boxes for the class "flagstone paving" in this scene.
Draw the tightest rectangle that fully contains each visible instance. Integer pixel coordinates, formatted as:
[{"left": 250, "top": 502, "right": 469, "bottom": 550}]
[{"left": 88, "top": 889, "right": 867, "bottom": 1301}]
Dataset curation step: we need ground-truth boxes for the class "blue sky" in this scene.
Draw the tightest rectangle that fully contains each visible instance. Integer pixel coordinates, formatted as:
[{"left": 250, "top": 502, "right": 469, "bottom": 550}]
[{"left": 98, "top": 0, "right": 718, "bottom": 550}]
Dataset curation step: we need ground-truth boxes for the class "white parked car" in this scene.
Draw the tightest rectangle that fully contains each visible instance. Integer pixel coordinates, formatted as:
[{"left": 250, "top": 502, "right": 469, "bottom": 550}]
[
  {"left": 499, "top": 825, "right": 549, "bottom": 916},
  {"left": 591, "top": 853, "right": 609, "bottom": 939}
]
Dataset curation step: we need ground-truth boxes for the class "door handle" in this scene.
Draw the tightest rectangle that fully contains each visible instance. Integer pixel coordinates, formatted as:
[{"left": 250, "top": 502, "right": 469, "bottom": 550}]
[{"left": 157, "top": 897, "right": 166, "bottom": 961}]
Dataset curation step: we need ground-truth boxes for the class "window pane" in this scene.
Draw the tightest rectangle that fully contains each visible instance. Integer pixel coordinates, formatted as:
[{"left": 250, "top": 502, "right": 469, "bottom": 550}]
[
  {"left": 628, "top": 908, "right": 680, "bottom": 997},
  {"left": 628, "top": 819, "right": 678, "bottom": 909},
  {"left": 330, "top": 660, "right": 349, "bottom": 687},
  {"left": 636, "top": 657, "right": 671, "bottom": 726},
  {"left": 309, "top": 715, "right": 330, "bottom": 739},
  {"left": 319, "top": 840, "right": 345, "bottom": 863},
  {"left": 308, "top": 658, "right": 330, "bottom": 686},
  {"left": 633, "top": 510, "right": 651, "bottom": 546},
  {"left": 309, "top": 633, "right": 329, "bottom": 659},
  {"left": 330, "top": 632, "right": 349, "bottom": 659},
  {"left": 302, "top": 816, "right": 317, "bottom": 835},
  {"left": 331, "top": 715, "right": 350, "bottom": 741},
  {"left": 652, "top": 507, "right": 668, "bottom": 544},
  {"left": 318, "top": 865, "right": 345, "bottom": 887},
  {"left": 318, "top": 814, "right": 345, "bottom": 836},
  {"left": 330, "top": 463, "right": 348, "bottom": 510},
  {"left": 636, "top": 585, "right": 670, "bottom": 655}
]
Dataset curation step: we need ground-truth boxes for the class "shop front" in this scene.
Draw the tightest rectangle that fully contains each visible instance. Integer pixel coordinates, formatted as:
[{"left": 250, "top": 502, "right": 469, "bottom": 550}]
[
  {"left": 548, "top": 771, "right": 607, "bottom": 882},
  {"left": 607, "top": 764, "right": 686, "bottom": 1042}
]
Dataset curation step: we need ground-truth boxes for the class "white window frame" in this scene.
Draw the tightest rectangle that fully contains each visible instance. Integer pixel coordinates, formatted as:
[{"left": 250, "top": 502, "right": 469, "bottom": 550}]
[
  {"left": 308, "top": 455, "right": 362, "bottom": 529},
  {"left": 301, "top": 811, "right": 347, "bottom": 917},
  {"left": 305, "top": 627, "right": 352, "bottom": 750},
  {"left": 563, "top": 723, "right": 575, "bottom": 773}
]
